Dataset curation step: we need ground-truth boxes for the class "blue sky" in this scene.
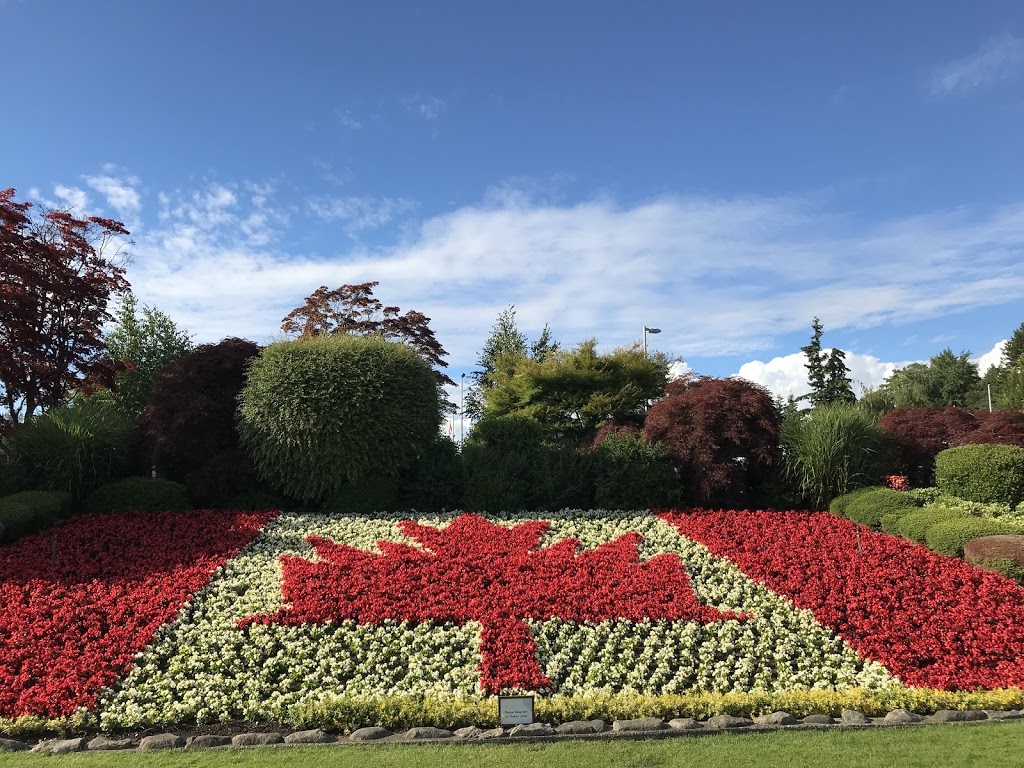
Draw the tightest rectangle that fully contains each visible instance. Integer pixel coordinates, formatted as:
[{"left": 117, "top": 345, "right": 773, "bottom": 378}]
[{"left": 3, "top": 0, "right": 1023, "bottom": 407}]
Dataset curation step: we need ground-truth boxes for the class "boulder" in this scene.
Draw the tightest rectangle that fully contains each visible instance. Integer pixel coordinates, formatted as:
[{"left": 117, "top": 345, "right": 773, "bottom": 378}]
[
  {"left": 33, "top": 738, "right": 86, "bottom": 754},
  {"left": 927, "top": 709, "right": 987, "bottom": 723},
  {"left": 556, "top": 720, "right": 606, "bottom": 735},
  {"left": 139, "top": 733, "right": 185, "bottom": 750},
  {"left": 668, "top": 718, "right": 704, "bottom": 730},
  {"left": 706, "top": 715, "right": 752, "bottom": 729},
  {"left": 612, "top": 716, "right": 668, "bottom": 732},
  {"left": 840, "top": 710, "right": 871, "bottom": 725},
  {"left": 350, "top": 726, "right": 392, "bottom": 741},
  {"left": 284, "top": 729, "right": 334, "bottom": 744},
  {"left": 964, "top": 535, "right": 1024, "bottom": 570},
  {"left": 454, "top": 726, "right": 484, "bottom": 739},
  {"left": 186, "top": 735, "right": 232, "bottom": 749},
  {"left": 232, "top": 732, "right": 284, "bottom": 746},
  {"left": 476, "top": 727, "right": 507, "bottom": 740},
  {"left": 403, "top": 727, "right": 454, "bottom": 740},
  {"left": 883, "top": 709, "right": 924, "bottom": 725},
  {"left": 0, "top": 739, "right": 28, "bottom": 753},
  {"left": 87, "top": 735, "right": 137, "bottom": 750},
  {"left": 985, "top": 710, "right": 1024, "bottom": 721},
  {"left": 754, "top": 711, "right": 799, "bottom": 726},
  {"left": 802, "top": 714, "right": 836, "bottom": 725},
  {"left": 508, "top": 722, "right": 555, "bottom": 737}
]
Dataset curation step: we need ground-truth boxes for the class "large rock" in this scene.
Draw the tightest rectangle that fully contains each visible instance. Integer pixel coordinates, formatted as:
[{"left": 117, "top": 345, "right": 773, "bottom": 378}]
[
  {"left": 985, "top": 710, "right": 1024, "bottom": 721},
  {"left": 927, "top": 710, "right": 988, "bottom": 723},
  {"left": 454, "top": 726, "right": 484, "bottom": 739},
  {"left": 87, "top": 735, "right": 137, "bottom": 750},
  {"left": 706, "top": 715, "right": 753, "bottom": 729},
  {"left": 232, "top": 732, "right": 284, "bottom": 746},
  {"left": 186, "top": 735, "right": 232, "bottom": 749},
  {"left": 476, "top": 727, "right": 507, "bottom": 740},
  {"left": 0, "top": 738, "right": 28, "bottom": 753},
  {"left": 883, "top": 709, "right": 924, "bottom": 725},
  {"left": 841, "top": 710, "right": 871, "bottom": 725},
  {"left": 802, "top": 714, "right": 837, "bottom": 725},
  {"left": 668, "top": 718, "right": 703, "bottom": 730},
  {"left": 508, "top": 722, "right": 555, "bottom": 737},
  {"left": 139, "top": 733, "right": 185, "bottom": 750},
  {"left": 403, "top": 727, "right": 453, "bottom": 740},
  {"left": 32, "top": 738, "right": 86, "bottom": 754},
  {"left": 964, "top": 535, "right": 1024, "bottom": 571},
  {"left": 754, "top": 711, "right": 799, "bottom": 726},
  {"left": 612, "top": 717, "right": 668, "bottom": 732},
  {"left": 284, "top": 729, "right": 334, "bottom": 744},
  {"left": 350, "top": 726, "right": 393, "bottom": 741},
  {"left": 556, "top": 720, "right": 606, "bottom": 735}
]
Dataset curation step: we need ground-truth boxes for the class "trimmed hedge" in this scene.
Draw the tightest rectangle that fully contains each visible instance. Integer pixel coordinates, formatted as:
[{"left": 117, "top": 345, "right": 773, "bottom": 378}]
[
  {"left": 0, "top": 490, "right": 72, "bottom": 543},
  {"left": 324, "top": 475, "right": 401, "bottom": 516},
  {"left": 843, "top": 486, "right": 921, "bottom": 529},
  {"left": 463, "top": 415, "right": 546, "bottom": 513},
  {"left": 590, "top": 433, "right": 679, "bottom": 510},
  {"left": 894, "top": 507, "right": 971, "bottom": 543},
  {"left": 82, "top": 476, "right": 190, "bottom": 515},
  {"left": 924, "top": 518, "right": 1024, "bottom": 557},
  {"left": 935, "top": 444, "right": 1024, "bottom": 508},
  {"left": 829, "top": 487, "right": 876, "bottom": 517},
  {"left": 397, "top": 437, "right": 465, "bottom": 514}
]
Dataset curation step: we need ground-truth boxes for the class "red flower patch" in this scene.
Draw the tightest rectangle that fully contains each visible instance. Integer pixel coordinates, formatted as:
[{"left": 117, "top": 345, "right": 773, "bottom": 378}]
[
  {"left": 0, "top": 509, "right": 273, "bottom": 718},
  {"left": 662, "top": 509, "right": 1024, "bottom": 690},
  {"left": 242, "top": 514, "right": 741, "bottom": 694}
]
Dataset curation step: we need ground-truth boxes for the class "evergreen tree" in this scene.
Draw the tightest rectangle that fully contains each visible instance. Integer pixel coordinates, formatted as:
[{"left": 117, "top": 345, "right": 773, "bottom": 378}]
[
  {"left": 800, "top": 318, "right": 827, "bottom": 402},
  {"left": 822, "top": 348, "right": 856, "bottom": 404},
  {"left": 1001, "top": 323, "right": 1024, "bottom": 367},
  {"left": 800, "top": 318, "right": 855, "bottom": 406}
]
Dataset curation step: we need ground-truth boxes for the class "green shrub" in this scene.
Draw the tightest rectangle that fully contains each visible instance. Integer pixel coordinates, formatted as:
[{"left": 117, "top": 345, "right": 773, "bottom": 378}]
[
  {"left": 463, "top": 415, "right": 545, "bottom": 512},
  {"left": 935, "top": 444, "right": 1024, "bottom": 508},
  {"left": 1, "top": 490, "right": 73, "bottom": 520},
  {"left": 396, "top": 437, "right": 465, "bottom": 514},
  {"left": 82, "top": 476, "right": 190, "bottom": 515},
  {"left": 0, "top": 501, "right": 36, "bottom": 542},
  {"left": 535, "top": 442, "right": 596, "bottom": 512},
  {"left": 895, "top": 507, "right": 972, "bottom": 543},
  {"left": 239, "top": 336, "right": 442, "bottom": 504},
  {"left": 324, "top": 475, "right": 401, "bottom": 515},
  {"left": 843, "top": 486, "right": 921, "bottom": 529},
  {"left": 3, "top": 396, "right": 132, "bottom": 502},
  {"left": 590, "top": 434, "right": 679, "bottom": 511},
  {"left": 0, "top": 490, "right": 75, "bottom": 543},
  {"left": 924, "top": 517, "right": 1023, "bottom": 557},
  {"left": 829, "top": 487, "right": 875, "bottom": 517},
  {"left": 976, "top": 557, "right": 1024, "bottom": 584},
  {"left": 781, "top": 404, "right": 888, "bottom": 509},
  {"left": 224, "top": 490, "right": 292, "bottom": 512}
]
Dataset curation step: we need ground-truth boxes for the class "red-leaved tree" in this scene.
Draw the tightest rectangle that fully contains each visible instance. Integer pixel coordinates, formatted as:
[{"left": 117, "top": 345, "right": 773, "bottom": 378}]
[
  {"left": 0, "top": 189, "right": 131, "bottom": 426},
  {"left": 644, "top": 376, "right": 779, "bottom": 506},
  {"left": 281, "top": 282, "right": 454, "bottom": 386}
]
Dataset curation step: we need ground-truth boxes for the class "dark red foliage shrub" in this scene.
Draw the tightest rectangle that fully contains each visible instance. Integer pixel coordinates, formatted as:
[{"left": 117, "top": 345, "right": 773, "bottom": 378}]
[
  {"left": 139, "top": 338, "right": 260, "bottom": 490},
  {"left": 587, "top": 423, "right": 642, "bottom": 451},
  {"left": 643, "top": 376, "right": 779, "bottom": 506},
  {"left": 961, "top": 409, "right": 1024, "bottom": 448},
  {"left": 185, "top": 448, "right": 264, "bottom": 508}
]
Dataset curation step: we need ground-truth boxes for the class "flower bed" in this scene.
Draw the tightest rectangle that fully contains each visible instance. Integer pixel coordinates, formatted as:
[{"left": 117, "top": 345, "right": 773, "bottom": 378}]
[{"left": 0, "top": 508, "right": 1021, "bottom": 735}]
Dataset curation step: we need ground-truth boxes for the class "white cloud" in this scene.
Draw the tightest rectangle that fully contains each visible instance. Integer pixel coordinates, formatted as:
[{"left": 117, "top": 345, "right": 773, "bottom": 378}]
[
  {"left": 668, "top": 360, "right": 692, "bottom": 379},
  {"left": 736, "top": 351, "right": 918, "bottom": 402},
  {"left": 53, "top": 185, "right": 89, "bottom": 211},
  {"left": 84, "top": 173, "right": 142, "bottom": 216},
  {"left": 336, "top": 109, "right": 361, "bottom": 129},
  {"left": 404, "top": 95, "right": 445, "bottom": 120},
  {"left": 931, "top": 35, "right": 1024, "bottom": 96},
  {"left": 308, "top": 195, "right": 416, "bottom": 234},
  {"left": 974, "top": 339, "right": 1007, "bottom": 375}
]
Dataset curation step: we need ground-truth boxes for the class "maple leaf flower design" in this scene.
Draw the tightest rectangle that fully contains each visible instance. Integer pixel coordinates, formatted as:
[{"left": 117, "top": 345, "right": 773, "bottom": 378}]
[{"left": 241, "top": 514, "right": 743, "bottom": 694}]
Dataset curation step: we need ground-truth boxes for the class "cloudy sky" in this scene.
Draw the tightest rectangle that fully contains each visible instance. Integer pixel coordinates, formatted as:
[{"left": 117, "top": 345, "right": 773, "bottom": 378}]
[{"left": 4, "top": 1, "right": 1023, "bottom": 406}]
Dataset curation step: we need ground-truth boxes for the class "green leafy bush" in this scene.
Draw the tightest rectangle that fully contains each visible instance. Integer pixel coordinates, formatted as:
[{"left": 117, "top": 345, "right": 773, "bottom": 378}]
[
  {"left": 2, "top": 396, "right": 132, "bottom": 502},
  {"left": 0, "top": 490, "right": 71, "bottom": 542},
  {"left": 907, "top": 488, "right": 1022, "bottom": 524},
  {"left": 843, "top": 486, "right": 921, "bottom": 529},
  {"left": 224, "top": 490, "right": 292, "bottom": 512},
  {"left": 781, "top": 404, "right": 888, "bottom": 509},
  {"left": 895, "top": 507, "right": 972, "bottom": 543},
  {"left": 82, "top": 476, "right": 190, "bottom": 515},
  {"left": 590, "top": 433, "right": 679, "bottom": 511},
  {"left": 397, "top": 437, "right": 465, "bottom": 514},
  {"left": 976, "top": 557, "right": 1024, "bottom": 584},
  {"left": 0, "top": 501, "right": 35, "bottom": 542},
  {"left": 324, "top": 475, "right": 401, "bottom": 515},
  {"left": 462, "top": 414, "right": 545, "bottom": 512},
  {"left": 924, "top": 517, "right": 1023, "bottom": 556},
  {"left": 935, "top": 444, "right": 1024, "bottom": 508},
  {"left": 239, "top": 336, "right": 442, "bottom": 504},
  {"left": 829, "top": 487, "right": 875, "bottom": 517},
  {"left": 535, "top": 442, "right": 596, "bottom": 512}
]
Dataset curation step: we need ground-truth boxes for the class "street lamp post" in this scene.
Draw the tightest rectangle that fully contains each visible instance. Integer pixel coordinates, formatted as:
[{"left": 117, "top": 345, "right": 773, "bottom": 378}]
[
  {"left": 643, "top": 326, "right": 661, "bottom": 358},
  {"left": 460, "top": 372, "right": 466, "bottom": 444}
]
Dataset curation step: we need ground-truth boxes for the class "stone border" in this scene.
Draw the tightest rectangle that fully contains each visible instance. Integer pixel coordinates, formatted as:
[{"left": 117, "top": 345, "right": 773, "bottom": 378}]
[{"left": 6, "top": 709, "right": 1021, "bottom": 754}]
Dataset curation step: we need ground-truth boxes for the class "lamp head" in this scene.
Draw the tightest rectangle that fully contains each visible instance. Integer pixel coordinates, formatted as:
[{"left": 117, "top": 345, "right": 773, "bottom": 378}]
[{"left": 644, "top": 327, "right": 662, "bottom": 334}]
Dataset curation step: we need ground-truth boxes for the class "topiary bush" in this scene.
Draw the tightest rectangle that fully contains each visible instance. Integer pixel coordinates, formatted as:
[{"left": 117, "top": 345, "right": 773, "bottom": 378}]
[
  {"left": 590, "top": 433, "right": 679, "bottom": 511},
  {"left": 924, "top": 517, "right": 1023, "bottom": 557},
  {"left": 2, "top": 396, "right": 132, "bottom": 503},
  {"left": 894, "top": 507, "right": 972, "bottom": 543},
  {"left": 535, "top": 442, "right": 596, "bottom": 512},
  {"left": 843, "top": 486, "right": 921, "bottom": 530},
  {"left": 0, "top": 501, "right": 36, "bottom": 543},
  {"left": 935, "top": 444, "right": 1024, "bottom": 508},
  {"left": 82, "top": 476, "right": 190, "bottom": 515},
  {"left": 829, "top": 487, "right": 875, "bottom": 517},
  {"left": 0, "top": 490, "right": 72, "bottom": 542},
  {"left": 239, "top": 336, "right": 442, "bottom": 505},
  {"left": 462, "top": 414, "right": 546, "bottom": 512},
  {"left": 396, "top": 437, "right": 465, "bottom": 514}
]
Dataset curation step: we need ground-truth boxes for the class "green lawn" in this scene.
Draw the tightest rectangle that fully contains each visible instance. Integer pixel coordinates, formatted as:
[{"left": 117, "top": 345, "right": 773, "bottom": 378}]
[{"left": 2, "top": 722, "right": 1022, "bottom": 768}]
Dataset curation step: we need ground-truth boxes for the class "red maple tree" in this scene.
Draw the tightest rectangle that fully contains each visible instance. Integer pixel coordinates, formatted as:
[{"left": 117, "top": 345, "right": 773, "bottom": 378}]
[
  {"left": 0, "top": 188, "right": 131, "bottom": 425},
  {"left": 242, "top": 514, "right": 742, "bottom": 693}
]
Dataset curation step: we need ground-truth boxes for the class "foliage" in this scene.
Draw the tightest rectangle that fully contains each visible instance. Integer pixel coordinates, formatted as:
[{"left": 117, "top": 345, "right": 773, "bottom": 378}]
[
  {"left": 828, "top": 487, "right": 875, "bottom": 517},
  {"left": 223, "top": 490, "right": 292, "bottom": 512},
  {"left": 800, "top": 318, "right": 855, "bottom": 406},
  {"left": 279, "top": 281, "right": 453, "bottom": 387},
  {"left": 1, "top": 395, "right": 132, "bottom": 502},
  {"left": 462, "top": 414, "right": 546, "bottom": 512},
  {"left": 102, "top": 292, "right": 193, "bottom": 418},
  {"left": 139, "top": 337, "right": 261, "bottom": 498},
  {"left": 482, "top": 339, "right": 668, "bottom": 443},
  {"left": 0, "top": 491, "right": 71, "bottom": 542},
  {"left": 842, "top": 486, "right": 921, "bottom": 530},
  {"left": 876, "top": 349, "right": 986, "bottom": 410},
  {"left": 0, "top": 189, "right": 131, "bottom": 426},
  {"left": 82, "top": 476, "right": 190, "bottom": 515},
  {"left": 906, "top": 488, "right": 1023, "bottom": 524},
  {"left": 396, "top": 437, "right": 465, "bottom": 514},
  {"left": 977, "top": 557, "right": 1024, "bottom": 585},
  {"left": 183, "top": 448, "right": 265, "bottom": 509},
  {"left": 239, "top": 335, "right": 442, "bottom": 504},
  {"left": 780, "top": 403, "right": 886, "bottom": 509},
  {"left": 323, "top": 475, "right": 401, "bottom": 516},
  {"left": 876, "top": 406, "right": 983, "bottom": 487},
  {"left": 924, "top": 518, "right": 1023, "bottom": 557},
  {"left": 644, "top": 376, "right": 779, "bottom": 506},
  {"left": 894, "top": 507, "right": 972, "bottom": 543},
  {"left": 935, "top": 444, "right": 1024, "bottom": 508},
  {"left": 589, "top": 433, "right": 679, "bottom": 510}
]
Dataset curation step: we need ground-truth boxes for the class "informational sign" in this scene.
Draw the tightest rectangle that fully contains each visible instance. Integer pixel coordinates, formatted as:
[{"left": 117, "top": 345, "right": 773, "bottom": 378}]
[{"left": 498, "top": 695, "right": 535, "bottom": 726}]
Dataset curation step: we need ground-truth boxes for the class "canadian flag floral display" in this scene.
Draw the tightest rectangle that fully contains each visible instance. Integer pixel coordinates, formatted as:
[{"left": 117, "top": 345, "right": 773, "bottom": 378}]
[{"left": 0, "top": 508, "right": 1021, "bottom": 732}]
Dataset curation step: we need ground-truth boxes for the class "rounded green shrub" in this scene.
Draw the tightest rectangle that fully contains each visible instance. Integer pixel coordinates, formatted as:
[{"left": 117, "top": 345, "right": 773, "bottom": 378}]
[
  {"left": 0, "top": 501, "right": 36, "bottom": 542},
  {"left": 324, "top": 475, "right": 401, "bottom": 515},
  {"left": 844, "top": 486, "right": 921, "bottom": 529},
  {"left": 535, "top": 442, "right": 596, "bottom": 512},
  {"left": 1, "top": 490, "right": 73, "bottom": 520},
  {"left": 397, "top": 437, "right": 465, "bottom": 514},
  {"left": 924, "top": 517, "right": 1023, "bottom": 556},
  {"left": 829, "top": 487, "right": 876, "bottom": 517},
  {"left": 0, "top": 490, "right": 75, "bottom": 543},
  {"left": 463, "top": 414, "right": 545, "bottom": 513},
  {"left": 895, "top": 507, "right": 972, "bottom": 543},
  {"left": 83, "top": 476, "right": 190, "bottom": 515},
  {"left": 935, "top": 444, "right": 1024, "bottom": 508},
  {"left": 590, "top": 433, "right": 679, "bottom": 511},
  {"left": 223, "top": 490, "right": 292, "bottom": 512},
  {"left": 239, "top": 336, "right": 442, "bottom": 505}
]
